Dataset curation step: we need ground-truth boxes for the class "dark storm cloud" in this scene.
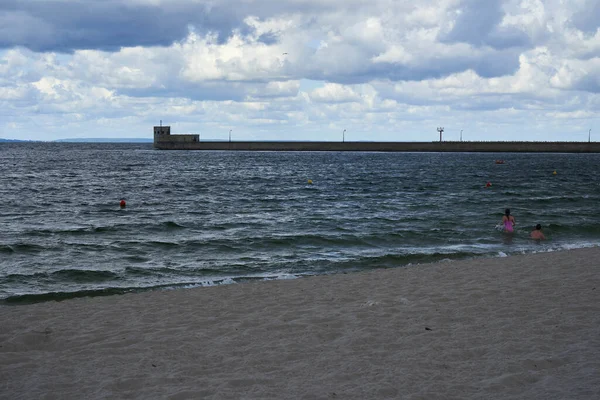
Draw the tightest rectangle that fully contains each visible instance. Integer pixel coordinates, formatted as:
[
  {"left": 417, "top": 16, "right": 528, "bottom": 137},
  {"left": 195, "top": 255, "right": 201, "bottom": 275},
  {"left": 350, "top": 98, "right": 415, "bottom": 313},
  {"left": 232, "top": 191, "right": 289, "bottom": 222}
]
[
  {"left": 304, "top": 46, "right": 521, "bottom": 85},
  {"left": 572, "top": 74, "right": 600, "bottom": 93},
  {"left": 442, "top": 0, "right": 504, "bottom": 45},
  {"left": 441, "top": 0, "right": 529, "bottom": 50},
  {"left": 257, "top": 32, "right": 280, "bottom": 45},
  {"left": 0, "top": 0, "right": 187, "bottom": 51},
  {"left": 0, "top": 0, "right": 310, "bottom": 52},
  {"left": 570, "top": 0, "right": 600, "bottom": 33}
]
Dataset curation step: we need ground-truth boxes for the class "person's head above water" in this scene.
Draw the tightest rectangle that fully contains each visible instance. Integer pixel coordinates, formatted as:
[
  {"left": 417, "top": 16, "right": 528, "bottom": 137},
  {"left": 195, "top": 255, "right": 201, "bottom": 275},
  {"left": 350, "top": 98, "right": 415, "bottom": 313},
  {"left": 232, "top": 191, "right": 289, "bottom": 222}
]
[
  {"left": 535, "top": 224, "right": 542, "bottom": 230},
  {"left": 505, "top": 208, "right": 511, "bottom": 216}
]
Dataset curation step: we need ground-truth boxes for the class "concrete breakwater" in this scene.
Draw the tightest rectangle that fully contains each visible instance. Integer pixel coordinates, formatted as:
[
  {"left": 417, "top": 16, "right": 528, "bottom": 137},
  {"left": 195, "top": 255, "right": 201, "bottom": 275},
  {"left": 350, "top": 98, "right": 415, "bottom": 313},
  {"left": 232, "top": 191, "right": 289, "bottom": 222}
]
[
  {"left": 154, "top": 140, "right": 600, "bottom": 153},
  {"left": 154, "top": 127, "right": 600, "bottom": 152}
]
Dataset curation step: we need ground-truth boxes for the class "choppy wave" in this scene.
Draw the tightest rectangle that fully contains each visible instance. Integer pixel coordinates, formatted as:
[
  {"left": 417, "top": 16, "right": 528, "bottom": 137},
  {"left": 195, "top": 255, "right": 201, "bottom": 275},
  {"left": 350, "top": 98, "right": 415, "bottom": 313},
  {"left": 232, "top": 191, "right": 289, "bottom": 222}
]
[
  {"left": 2, "top": 242, "right": 599, "bottom": 304},
  {"left": 3, "top": 269, "right": 119, "bottom": 283},
  {"left": 544, "top": 223, "right": 600, "bottom": 234},
  {"left": 2, "top": 145, "right": 600, "bottom": 304},
  {"left": 2, "top": 287, "right": 142, "bottom": 304},
  {"left": 1, "top": 276, "right": 285, "bottom": 305},
  {"left": 0, "top": 245, "right": 15, "bottom": 253},
  {"left": 161, "top": 221, "right": 186, "bottom": 229},
  {"left": 0, "top": 243, "right": 46, "bottom": 254}
]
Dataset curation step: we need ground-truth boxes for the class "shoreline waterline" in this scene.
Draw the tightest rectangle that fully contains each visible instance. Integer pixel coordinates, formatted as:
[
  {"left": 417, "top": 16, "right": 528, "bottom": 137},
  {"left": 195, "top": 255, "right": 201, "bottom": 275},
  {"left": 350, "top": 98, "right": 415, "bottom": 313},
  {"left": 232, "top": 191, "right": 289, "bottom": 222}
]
[{"left": 2, "top": 243, "right": 598, "bottom": 305}]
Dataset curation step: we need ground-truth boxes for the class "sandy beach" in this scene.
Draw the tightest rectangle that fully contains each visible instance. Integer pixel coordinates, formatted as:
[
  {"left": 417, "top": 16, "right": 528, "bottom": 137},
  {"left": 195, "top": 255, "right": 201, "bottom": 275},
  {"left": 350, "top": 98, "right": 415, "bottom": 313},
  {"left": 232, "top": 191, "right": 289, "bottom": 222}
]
[{"left": 1, "top": 247, "right": 599, "bottom": 399}]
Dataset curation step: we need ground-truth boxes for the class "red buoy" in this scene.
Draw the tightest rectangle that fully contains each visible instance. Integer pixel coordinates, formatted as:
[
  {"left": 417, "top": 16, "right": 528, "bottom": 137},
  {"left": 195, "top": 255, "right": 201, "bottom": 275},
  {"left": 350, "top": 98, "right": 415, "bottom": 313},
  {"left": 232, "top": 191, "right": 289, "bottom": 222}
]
[
  {"left": 120, "top": 199, "right": 126, "bottom": 208},
  {"left": 486, "top": 182, "right": 492, "bottom": 188}
]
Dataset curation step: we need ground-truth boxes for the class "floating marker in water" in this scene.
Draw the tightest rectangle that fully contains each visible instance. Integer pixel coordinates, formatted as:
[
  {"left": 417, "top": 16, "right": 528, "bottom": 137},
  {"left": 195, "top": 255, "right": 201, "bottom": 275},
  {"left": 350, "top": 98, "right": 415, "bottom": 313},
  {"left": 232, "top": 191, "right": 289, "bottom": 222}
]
[
  {"left": 120, "top": 199, "right": 126, "bottom": 208},
  {"left": 307, "top": 179, "right": 313, "bottom": 185},
  {"left": 486, "top": 181, "right": 492, "bottom": 188},
  {"left": 553, "top": 170, "right": 557, "bottom": 175}
]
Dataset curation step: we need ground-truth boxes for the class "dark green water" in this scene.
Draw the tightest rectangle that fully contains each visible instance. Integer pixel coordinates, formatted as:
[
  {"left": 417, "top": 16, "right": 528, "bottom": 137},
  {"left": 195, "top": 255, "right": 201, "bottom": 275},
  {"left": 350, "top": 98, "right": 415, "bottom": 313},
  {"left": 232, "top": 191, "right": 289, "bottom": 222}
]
[{"left": 1, "top": 143, "right": 599, "bottom": 303}]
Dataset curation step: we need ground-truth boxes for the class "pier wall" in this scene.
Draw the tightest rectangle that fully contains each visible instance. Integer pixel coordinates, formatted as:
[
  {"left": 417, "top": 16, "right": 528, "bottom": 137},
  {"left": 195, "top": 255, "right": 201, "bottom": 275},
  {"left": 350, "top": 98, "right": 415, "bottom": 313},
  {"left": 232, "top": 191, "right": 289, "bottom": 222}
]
[
  {"left": 152, "top": 126, "right": 600, "bottom": 152},
  {"left": 154, "top": 140, "right": 600, "bottom": 153}
]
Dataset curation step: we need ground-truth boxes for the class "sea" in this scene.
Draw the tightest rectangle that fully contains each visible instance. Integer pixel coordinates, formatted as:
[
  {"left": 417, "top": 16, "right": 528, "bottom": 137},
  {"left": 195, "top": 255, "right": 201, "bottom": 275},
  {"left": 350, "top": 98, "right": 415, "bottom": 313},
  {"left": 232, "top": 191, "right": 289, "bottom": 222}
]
[{"left": 1, "top": 143, "right": 599, "bottom": 304}]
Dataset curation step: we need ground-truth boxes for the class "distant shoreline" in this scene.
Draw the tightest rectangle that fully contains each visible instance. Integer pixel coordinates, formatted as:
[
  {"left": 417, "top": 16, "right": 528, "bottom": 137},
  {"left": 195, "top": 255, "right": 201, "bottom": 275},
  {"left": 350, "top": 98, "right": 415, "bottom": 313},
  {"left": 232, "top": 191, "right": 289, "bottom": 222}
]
[{"left": 0, "top": 138, "right": 153, "bottom": 143}]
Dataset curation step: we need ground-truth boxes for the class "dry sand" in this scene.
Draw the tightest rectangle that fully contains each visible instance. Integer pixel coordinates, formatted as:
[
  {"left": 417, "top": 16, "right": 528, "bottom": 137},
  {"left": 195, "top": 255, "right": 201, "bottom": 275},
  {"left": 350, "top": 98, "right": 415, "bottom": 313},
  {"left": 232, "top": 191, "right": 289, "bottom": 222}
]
[{"left": 1, "top": 247, "right": 599, "bottom": 400}]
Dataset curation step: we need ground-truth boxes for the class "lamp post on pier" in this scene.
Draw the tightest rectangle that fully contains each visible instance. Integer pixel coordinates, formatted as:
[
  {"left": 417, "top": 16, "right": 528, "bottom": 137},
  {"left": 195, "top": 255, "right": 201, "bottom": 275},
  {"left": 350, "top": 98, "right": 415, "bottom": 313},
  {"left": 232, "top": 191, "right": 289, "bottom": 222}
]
[
  {"left": 229, "top": 129, "right": 232, "bottom": 142},
  {"left": 460, "top": 129, "right": 463, "bottom": 142},
  {"left": 343, "top": 129, "right": 346, "bottom": 142},
  {"left": 437, "top": 127, "right": 444, "bottom": 142},
  {"left": 589, "top": 129, "right": 591, "bottom": 143}
]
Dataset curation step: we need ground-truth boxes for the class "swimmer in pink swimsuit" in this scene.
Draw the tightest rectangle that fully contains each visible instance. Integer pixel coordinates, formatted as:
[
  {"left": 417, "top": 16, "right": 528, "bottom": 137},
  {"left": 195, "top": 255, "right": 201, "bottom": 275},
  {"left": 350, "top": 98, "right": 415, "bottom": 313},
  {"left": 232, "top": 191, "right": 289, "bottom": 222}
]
[{"left": 502, "top": 208, "right": 515, "bottom": 233}]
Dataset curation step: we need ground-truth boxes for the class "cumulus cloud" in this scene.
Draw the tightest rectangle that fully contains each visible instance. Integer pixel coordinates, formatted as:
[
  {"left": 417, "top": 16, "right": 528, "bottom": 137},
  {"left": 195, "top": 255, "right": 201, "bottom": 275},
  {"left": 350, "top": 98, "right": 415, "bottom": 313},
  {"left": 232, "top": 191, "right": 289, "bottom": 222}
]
[
  {"left": 551, "top": 57, "right": 600, "bottom": 93},
  {"left": 0, "top": 0, "right": 599, "bottom": 141},
  {"left": 309, "top": 83, "right": 361, "bottom": 103}
]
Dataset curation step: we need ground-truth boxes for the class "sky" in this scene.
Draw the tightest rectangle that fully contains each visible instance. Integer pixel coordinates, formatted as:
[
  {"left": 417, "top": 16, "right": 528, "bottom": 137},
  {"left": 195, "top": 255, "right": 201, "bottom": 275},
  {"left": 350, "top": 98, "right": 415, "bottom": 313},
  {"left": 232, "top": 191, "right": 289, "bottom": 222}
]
[{"left": 1, "top": 0, "right": 599, "bottom": 142}]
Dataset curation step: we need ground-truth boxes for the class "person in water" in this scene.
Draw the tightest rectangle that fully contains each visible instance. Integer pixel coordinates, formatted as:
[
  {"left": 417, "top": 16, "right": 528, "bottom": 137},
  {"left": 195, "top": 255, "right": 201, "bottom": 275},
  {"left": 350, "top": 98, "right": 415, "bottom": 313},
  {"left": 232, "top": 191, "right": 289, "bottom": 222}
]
[
  {"left": 530, "top": 224, "right": 546, "bottom": 240},
  {"left": 502, "top": 208, "right": 516, "bottom": 232}
]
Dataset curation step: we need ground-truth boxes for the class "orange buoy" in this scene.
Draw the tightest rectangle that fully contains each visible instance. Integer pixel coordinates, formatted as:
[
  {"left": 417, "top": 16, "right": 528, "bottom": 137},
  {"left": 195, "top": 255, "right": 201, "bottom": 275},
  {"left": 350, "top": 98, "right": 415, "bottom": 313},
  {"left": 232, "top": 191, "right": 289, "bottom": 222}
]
[{"left": 119, "top": 199, "right": 126, "bottom": 208}]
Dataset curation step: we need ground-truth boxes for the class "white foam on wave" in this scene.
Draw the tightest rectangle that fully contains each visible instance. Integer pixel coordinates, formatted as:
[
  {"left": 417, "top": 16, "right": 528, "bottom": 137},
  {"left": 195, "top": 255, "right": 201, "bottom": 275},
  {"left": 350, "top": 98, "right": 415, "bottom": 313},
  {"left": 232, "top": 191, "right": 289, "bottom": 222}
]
[
  {"left": 493, "top": 242, "right": 599, "bottom": 259},
  {"left": 165, "top": 242, "right": 600, "bottom": 294},
  {"left": 221, "top": 277, "right": 237, "bottom": 285},
  {"left": 439, "top": 258, "right": 455, "bottom": 263},
  {"left": 276, "top": 274, "right": 299, "bottom": 280},
  {"left": 554, "top": 242, "right": 599, "bottom": 251}
]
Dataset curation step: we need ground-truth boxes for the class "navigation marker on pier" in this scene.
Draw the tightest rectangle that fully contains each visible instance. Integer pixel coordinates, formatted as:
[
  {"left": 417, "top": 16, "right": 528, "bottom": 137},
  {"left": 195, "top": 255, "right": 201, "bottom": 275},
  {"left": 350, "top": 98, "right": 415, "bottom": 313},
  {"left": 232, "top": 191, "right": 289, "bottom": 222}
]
[{"left": 437, "top": 127, "right": 444, "bottom": 142}]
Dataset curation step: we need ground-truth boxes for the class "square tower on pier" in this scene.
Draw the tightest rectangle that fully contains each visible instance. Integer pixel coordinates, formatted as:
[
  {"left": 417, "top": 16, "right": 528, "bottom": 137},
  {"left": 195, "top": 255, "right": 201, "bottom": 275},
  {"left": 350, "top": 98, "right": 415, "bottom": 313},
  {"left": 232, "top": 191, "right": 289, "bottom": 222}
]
[{"left": 154, "top": 126, "right": 170, "bottom": 136}]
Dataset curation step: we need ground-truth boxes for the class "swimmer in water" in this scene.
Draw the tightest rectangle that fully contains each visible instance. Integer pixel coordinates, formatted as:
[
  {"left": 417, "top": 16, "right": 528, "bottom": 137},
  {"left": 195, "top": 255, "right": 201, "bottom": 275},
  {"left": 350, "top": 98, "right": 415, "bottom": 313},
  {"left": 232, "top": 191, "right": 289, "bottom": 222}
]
[
  {"left": 502, "top": 208, "right": 515, "bottom": 233},
  {"left": 530, "top": 224, "right": 546, "bottom": 240}
]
